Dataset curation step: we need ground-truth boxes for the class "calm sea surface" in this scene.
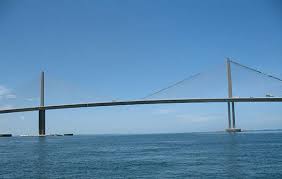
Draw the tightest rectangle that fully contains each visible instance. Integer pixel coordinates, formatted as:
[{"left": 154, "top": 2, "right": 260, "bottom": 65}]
[{"left": 1, "top": 132, "right": 282, "bottom": 178}]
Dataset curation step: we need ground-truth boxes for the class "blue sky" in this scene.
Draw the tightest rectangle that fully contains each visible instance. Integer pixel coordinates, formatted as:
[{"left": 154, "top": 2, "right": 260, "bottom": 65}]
[{"left": 0, "top": 0, "right": 281, "bottom": 135}]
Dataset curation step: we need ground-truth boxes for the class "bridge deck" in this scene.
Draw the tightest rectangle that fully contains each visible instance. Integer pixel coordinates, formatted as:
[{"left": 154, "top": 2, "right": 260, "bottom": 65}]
[{"left": 0, "top": 97, "right": 282, "bottom": 114}]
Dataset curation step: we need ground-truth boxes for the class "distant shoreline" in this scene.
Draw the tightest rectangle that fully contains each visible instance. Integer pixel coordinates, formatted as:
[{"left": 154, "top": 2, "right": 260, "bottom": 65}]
[{"left": 2, "top": 129, "right": 282, "bottom": 137}]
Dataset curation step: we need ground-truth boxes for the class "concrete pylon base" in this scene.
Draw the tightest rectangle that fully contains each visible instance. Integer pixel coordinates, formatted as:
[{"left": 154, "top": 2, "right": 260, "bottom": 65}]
[{"left": 226, "top": 128, "right": 242, "bottom": 132}]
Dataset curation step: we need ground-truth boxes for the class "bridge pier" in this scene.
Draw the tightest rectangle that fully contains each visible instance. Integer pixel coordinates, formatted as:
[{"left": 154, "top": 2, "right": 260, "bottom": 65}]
[
  {"left": 39, "top": 71, "right": 46, "bottom": 136},
  {"left": 226, "top": 102, "right": 241, "bottom": 132},
  {"left": 227, "top": 102, "right": 231, "bottom": 128},
  {"left": 226, "top": 58, "right": 241, "bottom": 132},
  {"left": 39, "top": 109, "right": 45, "bottom": 135},
  {"left": 231, "top": 102, "right": 236, "bottom": 128}
]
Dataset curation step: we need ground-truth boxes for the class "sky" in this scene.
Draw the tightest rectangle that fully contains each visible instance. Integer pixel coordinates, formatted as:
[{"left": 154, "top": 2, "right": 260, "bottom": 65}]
[{"left": 0, "top": 0, "right": 281, "bottom": 135}]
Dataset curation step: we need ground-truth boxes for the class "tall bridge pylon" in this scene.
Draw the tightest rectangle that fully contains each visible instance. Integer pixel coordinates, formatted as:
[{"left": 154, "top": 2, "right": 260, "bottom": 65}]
[{"left": 226, "top": 58, "right": 240, "bottom": 132}]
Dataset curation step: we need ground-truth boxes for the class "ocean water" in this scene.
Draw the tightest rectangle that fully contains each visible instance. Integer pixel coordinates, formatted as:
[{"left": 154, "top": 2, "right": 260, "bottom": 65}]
[{"left": 1, "top": 132, "right": 282, "bottom": 178}]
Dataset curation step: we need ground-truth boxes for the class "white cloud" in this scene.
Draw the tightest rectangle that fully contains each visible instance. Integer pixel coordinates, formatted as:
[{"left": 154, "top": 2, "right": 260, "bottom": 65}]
[
  {"left": 0, "top": 85, "right": 16, "bottom": 100},
  {"left": 0, "top": 85, "right": 9, "bottom": 96},
  {"left": 154, "top": 108, "right": 176, "bottom": 115},
  {"left": 5, "top": 94, "right": 17, "bottom": 99},
  {"left": 176, "top": 114, "right": 222, "bottom": 123},
  {"left": 25, "top": 97, "right": 39, "bottom": 102},
  {"left": 0, "top": 104, "right": 13, "bottom": 110}
]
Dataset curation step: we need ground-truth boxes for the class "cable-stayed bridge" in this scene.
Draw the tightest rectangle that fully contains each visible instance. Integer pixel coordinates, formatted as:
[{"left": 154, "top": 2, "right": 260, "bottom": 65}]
[{"left": 1, "top": 59, "right": 282, "bottom": 135}]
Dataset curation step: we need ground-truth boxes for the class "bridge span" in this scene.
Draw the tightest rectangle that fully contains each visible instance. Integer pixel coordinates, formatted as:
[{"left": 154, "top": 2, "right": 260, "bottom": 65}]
[
  {"left": 1, "top": 59, "right": 282, "bottom": 135},
  {"left": 1, "top": 97, "right": 282, "bottom": 114}
]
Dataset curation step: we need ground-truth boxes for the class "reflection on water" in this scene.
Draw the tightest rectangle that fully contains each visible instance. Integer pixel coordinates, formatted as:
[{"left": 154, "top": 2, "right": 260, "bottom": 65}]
[
  {"left": 224, "top": 134, "right": 241, "bottom": 178},
  {"left": 34, "top": 137, "right": 47, "bottom": 178}
]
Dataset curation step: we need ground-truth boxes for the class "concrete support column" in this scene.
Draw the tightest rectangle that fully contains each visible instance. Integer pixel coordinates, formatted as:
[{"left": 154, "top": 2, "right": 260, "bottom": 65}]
[
  {"left": 227, "top": 102, "right": 231, "bottom": 128},
  {"left": 39, "top": 71, "right": 45, "bottom": 136},
  {"left": 231, "top": 102, "right": 236, "bottom": 128},
  {"left": 39, "top": 109, "right": 45, "bottom": 135}
]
